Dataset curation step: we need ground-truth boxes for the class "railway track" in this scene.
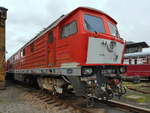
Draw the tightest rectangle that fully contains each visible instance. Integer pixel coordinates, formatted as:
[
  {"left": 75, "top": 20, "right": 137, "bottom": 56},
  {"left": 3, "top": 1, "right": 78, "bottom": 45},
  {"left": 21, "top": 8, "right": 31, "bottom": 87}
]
[
  {"left": 23, "top": 90, "right": 94, "bottom": 113},
  {"left": 127, "top": 86, "right": 150, "bottom": 94},
  {"left": 99, "top": 100, "right": 150, "bottom": 113},
  {"left": 141, "top": 85, "right": 150, "bottom": 88},
  {"left": 14, "top": 82, "right": 150, "bottom": 113},
  {"left": 23, "top": 89, "right": 150, "bottom": 113}
]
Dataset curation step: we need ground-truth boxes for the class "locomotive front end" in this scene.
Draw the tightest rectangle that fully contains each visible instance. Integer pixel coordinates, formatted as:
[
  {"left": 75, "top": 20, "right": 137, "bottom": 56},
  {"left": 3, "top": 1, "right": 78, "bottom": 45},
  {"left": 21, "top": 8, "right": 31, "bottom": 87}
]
[
  {"left": 81, "top": 38, "right": 126, "bottom": 100},
  {"left": 79, "top": 8, "right": 127, "bottom": 100}
]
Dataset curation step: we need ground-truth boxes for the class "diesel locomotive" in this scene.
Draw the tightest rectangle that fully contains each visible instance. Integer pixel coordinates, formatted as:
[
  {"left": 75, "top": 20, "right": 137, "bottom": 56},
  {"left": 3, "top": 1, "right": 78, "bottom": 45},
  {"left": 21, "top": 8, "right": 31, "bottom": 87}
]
[{"left": 7, "top": 7, "right": 126, "bottom": 100}]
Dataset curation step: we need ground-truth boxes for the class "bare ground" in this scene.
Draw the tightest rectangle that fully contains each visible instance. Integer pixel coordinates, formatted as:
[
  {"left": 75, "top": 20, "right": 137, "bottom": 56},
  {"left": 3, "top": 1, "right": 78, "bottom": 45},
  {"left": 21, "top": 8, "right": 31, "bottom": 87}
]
[{"left": 0, "top": 83, "right": 49, "bottom": 113}]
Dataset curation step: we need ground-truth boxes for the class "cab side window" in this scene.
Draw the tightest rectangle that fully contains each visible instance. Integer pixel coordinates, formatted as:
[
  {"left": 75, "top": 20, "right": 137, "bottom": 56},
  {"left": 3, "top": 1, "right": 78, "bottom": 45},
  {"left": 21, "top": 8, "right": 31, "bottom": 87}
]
[
  {"left": 22, "top": 48, "right": 26, "bottom": 56},
  {"left": 61, "top": 21, "right": 77, "bottom": 39}
]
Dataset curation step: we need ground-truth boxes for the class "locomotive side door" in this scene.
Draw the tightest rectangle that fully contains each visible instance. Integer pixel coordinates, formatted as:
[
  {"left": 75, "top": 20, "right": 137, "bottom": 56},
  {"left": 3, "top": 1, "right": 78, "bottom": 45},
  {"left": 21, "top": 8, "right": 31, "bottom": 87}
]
[{"left": 47, "top": 31, "right": 55, "bottom": 67}]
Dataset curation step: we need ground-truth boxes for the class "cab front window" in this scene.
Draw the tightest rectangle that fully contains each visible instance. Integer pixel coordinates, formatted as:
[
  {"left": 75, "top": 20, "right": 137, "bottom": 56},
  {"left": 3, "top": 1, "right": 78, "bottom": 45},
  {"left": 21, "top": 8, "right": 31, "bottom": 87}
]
[
  {"left": 84, "top": 14, "right": 105, "bottom": 33},
  {"left": 108, "top": 22, "right": 120, "bottom": 37}
]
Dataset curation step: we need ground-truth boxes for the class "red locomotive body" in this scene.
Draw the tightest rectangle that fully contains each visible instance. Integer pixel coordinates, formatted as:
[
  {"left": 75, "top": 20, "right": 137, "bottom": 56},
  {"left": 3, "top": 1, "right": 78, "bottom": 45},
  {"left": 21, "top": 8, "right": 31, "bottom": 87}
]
[
  {"left": 7, "top": 7, "right": 126, "bottom": 99},
  {"left": 124, "top": 52, "right": 150, "bottom": 81}
]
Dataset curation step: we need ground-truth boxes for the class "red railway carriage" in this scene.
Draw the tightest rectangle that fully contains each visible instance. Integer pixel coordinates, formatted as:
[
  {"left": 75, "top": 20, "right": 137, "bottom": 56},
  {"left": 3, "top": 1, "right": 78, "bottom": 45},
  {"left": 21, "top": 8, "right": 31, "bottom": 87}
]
[
  {"left": 7, "top": 7, "right": 126, "bottom": 99},
  {"left": 124, "top": 52, "right": 150, "bottom": 81}
]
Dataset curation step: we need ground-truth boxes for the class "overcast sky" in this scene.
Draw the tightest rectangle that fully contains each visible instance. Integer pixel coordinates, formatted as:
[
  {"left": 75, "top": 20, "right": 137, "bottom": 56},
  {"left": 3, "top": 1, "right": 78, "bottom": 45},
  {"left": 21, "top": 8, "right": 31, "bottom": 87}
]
[{"left": 1, "top": 0, "right": 150, "bottom": 59}]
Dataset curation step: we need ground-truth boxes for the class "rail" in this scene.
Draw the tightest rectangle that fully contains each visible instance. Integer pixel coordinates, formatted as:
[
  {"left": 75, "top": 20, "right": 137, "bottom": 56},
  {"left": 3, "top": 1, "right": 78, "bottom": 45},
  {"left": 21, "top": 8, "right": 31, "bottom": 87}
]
[{"left": 100, "top": 100, "right": 150, "bottom": 113}]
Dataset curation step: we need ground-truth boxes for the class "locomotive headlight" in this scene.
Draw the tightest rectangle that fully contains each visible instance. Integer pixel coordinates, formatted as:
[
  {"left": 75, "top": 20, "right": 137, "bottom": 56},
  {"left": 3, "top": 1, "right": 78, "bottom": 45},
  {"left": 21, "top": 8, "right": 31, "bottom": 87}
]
[
  {"left": 82, "top": 67, "right": 93, "bottom": 75},
  {"left": 119, "top": 67, "right": 126, "bottom": 73}
]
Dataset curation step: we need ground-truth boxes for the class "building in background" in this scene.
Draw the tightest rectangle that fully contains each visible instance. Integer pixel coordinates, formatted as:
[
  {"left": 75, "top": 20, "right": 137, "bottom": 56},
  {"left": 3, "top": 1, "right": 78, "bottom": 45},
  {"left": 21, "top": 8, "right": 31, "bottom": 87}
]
[
  {"left": 0, "top": 7, "right": 7, "bottom": 89},
  {"left": 125, "top": 41, "right": 149, "bottom": 54}
]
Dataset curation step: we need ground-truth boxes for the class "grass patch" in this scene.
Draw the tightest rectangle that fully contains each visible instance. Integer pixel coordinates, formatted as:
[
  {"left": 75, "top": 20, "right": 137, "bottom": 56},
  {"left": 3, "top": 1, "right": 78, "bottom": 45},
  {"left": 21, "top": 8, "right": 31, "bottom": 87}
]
[
  {"left": 125, "top": 95, "right": 147, "bottom": 103},
  {"left": 0, "top": 99, "right": 3, "bottom": 103},
  {"left": 121, "top": 82, "right": 150, "bottom": 103},
  {"left": 122, "top": 82, "right": 148, "bottom": 87},
  {"left": 123, "top": 88, "right": 150, "bottom": 103}
]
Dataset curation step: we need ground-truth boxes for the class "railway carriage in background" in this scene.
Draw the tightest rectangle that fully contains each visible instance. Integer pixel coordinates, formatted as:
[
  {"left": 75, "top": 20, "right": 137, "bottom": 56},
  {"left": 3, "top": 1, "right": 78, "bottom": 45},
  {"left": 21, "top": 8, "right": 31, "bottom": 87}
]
[
  {"left": 124, "top": 52, "right": 150, "bottom": 81},
  {"left": 7, "top": 7, "right": 126, "bottom": 100}
]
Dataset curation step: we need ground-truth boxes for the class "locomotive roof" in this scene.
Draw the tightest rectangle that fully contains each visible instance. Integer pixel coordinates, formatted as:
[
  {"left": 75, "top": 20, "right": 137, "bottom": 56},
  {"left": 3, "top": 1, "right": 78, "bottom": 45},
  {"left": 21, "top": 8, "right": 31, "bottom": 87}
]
[
  {"left": 125, "top": 51, "right": 150, "bottom": 58},
  {"left": 9, "top": 7, "right": 117, "bottom": 59}
]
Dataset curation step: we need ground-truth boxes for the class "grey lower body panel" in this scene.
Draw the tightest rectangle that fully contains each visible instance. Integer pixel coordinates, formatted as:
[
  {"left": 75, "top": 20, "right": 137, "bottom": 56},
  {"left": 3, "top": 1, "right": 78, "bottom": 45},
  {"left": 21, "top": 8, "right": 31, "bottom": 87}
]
[{"left": 7, "top": 67, "right": 81, "bottom": 76}]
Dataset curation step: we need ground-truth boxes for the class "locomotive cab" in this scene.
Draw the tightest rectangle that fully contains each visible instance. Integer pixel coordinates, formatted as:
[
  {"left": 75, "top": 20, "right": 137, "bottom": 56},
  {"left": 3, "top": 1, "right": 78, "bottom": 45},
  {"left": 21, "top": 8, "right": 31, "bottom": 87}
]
[
  {"left": 81, "top": 8, "right": 125, "bottom": 65},
  {"left": 62, "top": 7, "right": 126, "bottom": 76},
  {"left": 58, "top": 7, "right": 127, "bottom": 99}
]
